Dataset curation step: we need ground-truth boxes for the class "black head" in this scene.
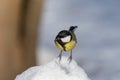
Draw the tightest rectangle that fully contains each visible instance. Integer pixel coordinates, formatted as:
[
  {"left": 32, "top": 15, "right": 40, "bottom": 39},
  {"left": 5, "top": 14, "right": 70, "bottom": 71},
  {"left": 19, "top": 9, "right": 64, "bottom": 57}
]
[
  {"left": 55, "top": 30, "right": 72, "bottom": 43},
  {"left": 57, "top": 30, "right": 71, "bottom": 38}
]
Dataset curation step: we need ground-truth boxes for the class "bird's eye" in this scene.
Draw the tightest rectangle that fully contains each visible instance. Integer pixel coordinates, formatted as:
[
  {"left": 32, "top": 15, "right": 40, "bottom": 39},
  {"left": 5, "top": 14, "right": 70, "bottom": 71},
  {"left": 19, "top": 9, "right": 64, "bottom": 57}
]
[{"left": 61, "top": 35, "right": 71, "bottom": 43}]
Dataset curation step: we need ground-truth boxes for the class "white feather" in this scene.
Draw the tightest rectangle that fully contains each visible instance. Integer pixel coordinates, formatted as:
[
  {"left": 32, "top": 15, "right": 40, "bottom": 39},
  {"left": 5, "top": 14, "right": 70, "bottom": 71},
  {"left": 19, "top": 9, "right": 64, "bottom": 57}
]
[{"left": 61, "top": 35, "right": 71, "bottom": 43}]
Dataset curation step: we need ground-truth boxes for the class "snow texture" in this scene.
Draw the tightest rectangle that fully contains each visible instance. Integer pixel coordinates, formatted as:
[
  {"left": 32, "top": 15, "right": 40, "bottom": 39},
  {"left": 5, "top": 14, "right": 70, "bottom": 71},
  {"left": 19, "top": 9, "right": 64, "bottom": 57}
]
[{"left": 15, "top": 56, "right": 90, "bottom": 80}]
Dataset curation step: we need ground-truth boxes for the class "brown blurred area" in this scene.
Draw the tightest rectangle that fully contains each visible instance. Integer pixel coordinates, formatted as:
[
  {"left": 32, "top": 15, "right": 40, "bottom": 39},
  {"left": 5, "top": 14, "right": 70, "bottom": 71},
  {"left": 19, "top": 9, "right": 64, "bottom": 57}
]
[{"left": 0, "top": 0, "right": 43, "bottom": 80}]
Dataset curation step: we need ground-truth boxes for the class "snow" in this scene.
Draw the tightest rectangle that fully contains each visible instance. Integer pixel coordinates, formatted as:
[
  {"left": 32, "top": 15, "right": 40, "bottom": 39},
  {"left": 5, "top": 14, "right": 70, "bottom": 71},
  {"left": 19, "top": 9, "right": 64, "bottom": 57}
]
[{"left": 15, "top": 56, "right": 90, "bottom": 80}]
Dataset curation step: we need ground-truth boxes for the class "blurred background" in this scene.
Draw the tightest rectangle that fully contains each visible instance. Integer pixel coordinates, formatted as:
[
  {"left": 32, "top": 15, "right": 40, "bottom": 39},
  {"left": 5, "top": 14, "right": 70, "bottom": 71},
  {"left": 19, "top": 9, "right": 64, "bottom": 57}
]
[
  {"left": 0, "top": 0, "right": 120, "bottom": 80},
  {"left": 37, "top": 0, "right": 120, "bottom": 80},
  {"left": 0, "top": 0, "right": 43, "bottom": 80}
]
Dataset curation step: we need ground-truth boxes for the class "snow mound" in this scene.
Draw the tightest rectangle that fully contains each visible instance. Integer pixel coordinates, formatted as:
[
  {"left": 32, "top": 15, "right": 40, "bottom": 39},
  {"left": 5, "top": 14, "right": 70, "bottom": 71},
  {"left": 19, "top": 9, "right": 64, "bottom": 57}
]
[{"left": 15, "top": 56, "right": 90, "bottom": 80}]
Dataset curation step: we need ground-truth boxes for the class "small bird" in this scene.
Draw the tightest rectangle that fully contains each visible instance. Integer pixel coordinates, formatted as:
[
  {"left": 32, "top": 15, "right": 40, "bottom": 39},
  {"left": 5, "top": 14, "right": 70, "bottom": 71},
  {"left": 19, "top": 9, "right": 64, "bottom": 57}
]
[{"left": 54, "top": 26, "right": 77, "bottom": 63}]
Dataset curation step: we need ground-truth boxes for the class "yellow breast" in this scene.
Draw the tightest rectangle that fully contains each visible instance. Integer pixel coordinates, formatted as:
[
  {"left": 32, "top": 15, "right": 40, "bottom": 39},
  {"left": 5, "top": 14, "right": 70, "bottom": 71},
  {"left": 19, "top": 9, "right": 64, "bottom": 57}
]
[
  {"left": 55, "top": 41, "right": 64, "bottom": 50},
  {"left": 64, "top": 40, "right": 76, "bottom": 51},
  {"left": 55, "top": 40, "right": 76, "bottom": 51}
]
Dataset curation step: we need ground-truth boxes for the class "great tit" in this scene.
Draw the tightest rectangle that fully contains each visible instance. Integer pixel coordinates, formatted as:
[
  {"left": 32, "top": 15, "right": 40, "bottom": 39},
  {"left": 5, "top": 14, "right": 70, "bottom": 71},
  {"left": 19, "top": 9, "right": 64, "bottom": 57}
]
[{"left": 54, "top": 26, "right": 77, "bottom": 63}]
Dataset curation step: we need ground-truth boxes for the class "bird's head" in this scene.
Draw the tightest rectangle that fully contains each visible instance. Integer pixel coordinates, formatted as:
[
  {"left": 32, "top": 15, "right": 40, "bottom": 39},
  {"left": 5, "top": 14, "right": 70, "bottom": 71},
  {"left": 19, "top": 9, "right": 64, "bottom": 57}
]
[{"left": 56, "top": 30, "right": 72, "bottom": 43}]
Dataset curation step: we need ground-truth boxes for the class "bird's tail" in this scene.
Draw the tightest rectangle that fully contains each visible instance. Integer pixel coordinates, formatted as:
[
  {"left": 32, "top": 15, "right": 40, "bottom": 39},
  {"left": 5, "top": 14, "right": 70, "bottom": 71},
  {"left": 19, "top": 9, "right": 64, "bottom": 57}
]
[{"left": 69, "top": 26, "right": 78, "bottom": 32}]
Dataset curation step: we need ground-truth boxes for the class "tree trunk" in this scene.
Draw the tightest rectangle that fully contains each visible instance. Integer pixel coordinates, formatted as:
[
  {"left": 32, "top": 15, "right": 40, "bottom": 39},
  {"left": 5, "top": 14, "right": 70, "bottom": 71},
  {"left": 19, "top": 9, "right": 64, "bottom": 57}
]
[{"left": 0, "top": 0, "right": 43, "bottom": 80}]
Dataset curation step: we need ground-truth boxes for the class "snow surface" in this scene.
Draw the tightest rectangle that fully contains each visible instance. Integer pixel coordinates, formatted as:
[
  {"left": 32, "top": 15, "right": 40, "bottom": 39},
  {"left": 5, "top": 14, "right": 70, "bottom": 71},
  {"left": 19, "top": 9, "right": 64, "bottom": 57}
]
[{"left": 15, "top": 56, "right": 90, "bottom": 80}]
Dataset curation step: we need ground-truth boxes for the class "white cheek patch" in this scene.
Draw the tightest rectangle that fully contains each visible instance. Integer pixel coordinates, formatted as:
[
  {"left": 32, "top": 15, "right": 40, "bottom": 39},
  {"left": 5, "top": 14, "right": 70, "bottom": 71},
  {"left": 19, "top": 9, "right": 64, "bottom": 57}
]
[{"left": 61, "top": 35, "right": 71, "bottom": 43}]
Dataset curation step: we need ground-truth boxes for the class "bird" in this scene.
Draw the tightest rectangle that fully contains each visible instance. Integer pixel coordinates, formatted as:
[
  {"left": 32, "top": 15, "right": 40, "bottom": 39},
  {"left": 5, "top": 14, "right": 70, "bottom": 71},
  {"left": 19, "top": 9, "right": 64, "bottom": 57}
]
[{"left": 54, "top": 26, "right": 77, "bottom": 63}]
